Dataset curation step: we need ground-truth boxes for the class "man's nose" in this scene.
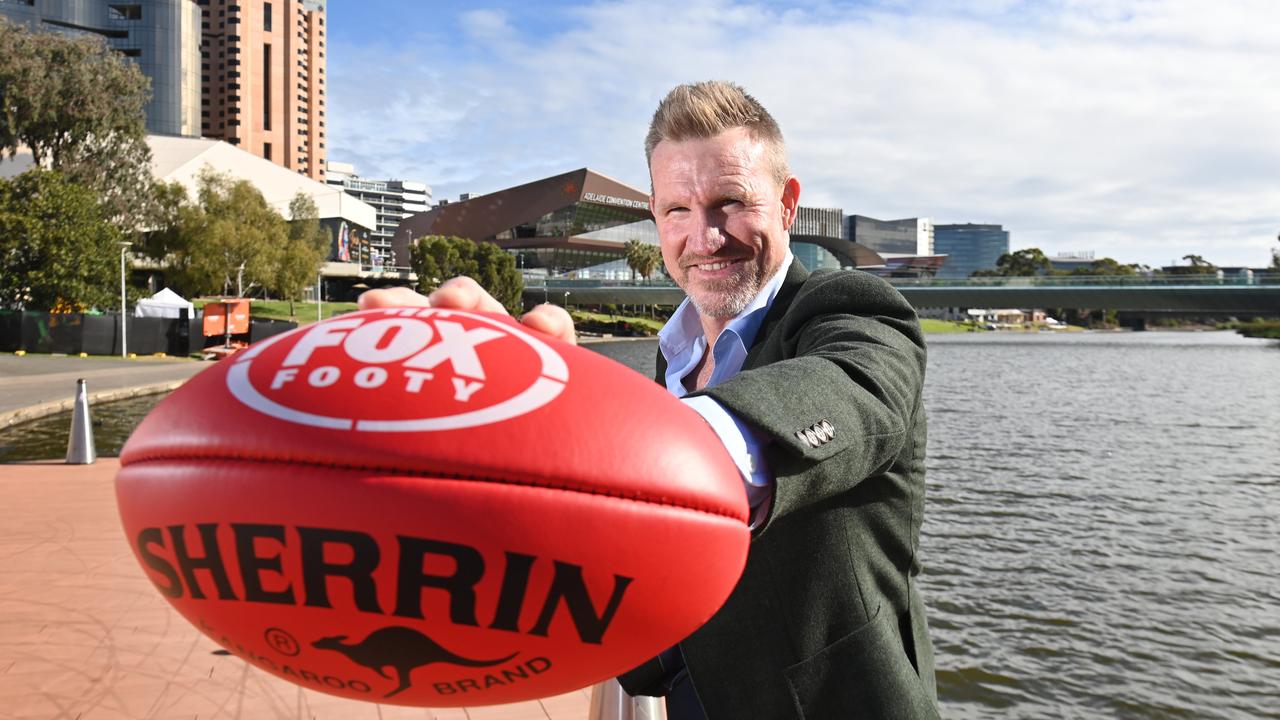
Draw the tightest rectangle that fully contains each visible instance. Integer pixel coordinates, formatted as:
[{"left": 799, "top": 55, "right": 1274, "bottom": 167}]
[{"left": 687, "top": 211, "right": 726, "bottom": 255}]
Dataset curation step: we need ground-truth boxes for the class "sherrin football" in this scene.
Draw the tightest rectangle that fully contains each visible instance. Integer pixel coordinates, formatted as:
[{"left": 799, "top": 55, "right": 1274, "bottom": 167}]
[{"left": 115, "top": 307, "right": 749, "bottom": 706}]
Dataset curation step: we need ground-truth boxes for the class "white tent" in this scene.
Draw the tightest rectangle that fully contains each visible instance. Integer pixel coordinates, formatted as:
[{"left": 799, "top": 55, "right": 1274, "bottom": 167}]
[{"left": 135, "top": 287, "right": 196, "bottom": 319}]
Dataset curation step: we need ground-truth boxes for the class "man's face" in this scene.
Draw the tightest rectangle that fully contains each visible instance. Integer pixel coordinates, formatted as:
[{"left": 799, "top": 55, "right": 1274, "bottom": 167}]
[{"left": 649, "top": 127, "right": 800, "bottom": 320}]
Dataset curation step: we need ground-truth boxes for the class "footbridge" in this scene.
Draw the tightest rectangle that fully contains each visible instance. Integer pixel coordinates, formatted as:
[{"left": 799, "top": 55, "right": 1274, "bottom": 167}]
[{"left": 524, "top": 273, "right": 1280, "bottom": 315}]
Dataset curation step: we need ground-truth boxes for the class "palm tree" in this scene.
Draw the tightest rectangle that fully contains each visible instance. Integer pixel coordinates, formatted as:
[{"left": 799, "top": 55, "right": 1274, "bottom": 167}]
[
  {"left": 624, "top": 239, "right": 647, "bottom": 283},
  {"left": 635, "top": 243, "right": 662, "bottom": 281}
]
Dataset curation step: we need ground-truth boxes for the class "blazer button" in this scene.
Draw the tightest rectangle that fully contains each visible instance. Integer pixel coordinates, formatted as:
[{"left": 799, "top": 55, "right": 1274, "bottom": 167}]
[
  {"left": 821, "top": 419, "right": 834, "bottom": 438},
  {"left": 795, "top": 430, "right": 812, "bottom": 448},
  {"left": 804, "top": 428, "right": 821, "bottom": 447}
]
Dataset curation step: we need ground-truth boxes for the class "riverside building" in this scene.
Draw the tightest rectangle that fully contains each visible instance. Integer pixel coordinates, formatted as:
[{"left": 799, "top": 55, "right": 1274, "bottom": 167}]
[
  {"left": 324, "top": 162, "right": 431, "bottom": 271},
  {"left": 394, "top": 169, "right": 658, "bottom": 281},
  {"left": 197, "top": 0, "right": 328, "bottom": 180},
  {"left": 0, "top": 0, "right": 202, "bottom": 137},
  {"left": 847, "top": 215, "right": 934, "bottom": 257},
  {"left": 933, "top": 223, "right": 1010, "bottom": 278}
]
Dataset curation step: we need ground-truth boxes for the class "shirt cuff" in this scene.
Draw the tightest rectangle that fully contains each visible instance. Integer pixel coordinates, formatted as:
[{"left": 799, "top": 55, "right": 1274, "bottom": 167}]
[{"left": 681, "top": 395, "right": 774, "bottom": 530}]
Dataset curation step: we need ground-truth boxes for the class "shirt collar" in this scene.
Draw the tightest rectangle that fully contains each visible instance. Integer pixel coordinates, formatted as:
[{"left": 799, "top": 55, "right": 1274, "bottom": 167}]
[{"left": 659, "top": 248, "right": 795, "bottom": 363}]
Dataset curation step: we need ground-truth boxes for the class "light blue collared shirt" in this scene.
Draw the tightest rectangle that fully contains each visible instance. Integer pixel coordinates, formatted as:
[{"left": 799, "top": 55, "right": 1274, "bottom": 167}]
[{"left": 658, "top": 250, "right": 793, "bottom": 529}]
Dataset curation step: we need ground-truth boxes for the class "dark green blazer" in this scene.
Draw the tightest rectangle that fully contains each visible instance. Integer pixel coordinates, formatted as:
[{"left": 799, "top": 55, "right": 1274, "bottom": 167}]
[{"left": 620, "top": 260, "right": 940, "bottom": 719}]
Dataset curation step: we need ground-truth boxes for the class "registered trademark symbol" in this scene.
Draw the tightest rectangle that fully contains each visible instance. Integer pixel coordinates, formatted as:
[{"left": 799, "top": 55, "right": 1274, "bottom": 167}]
[{"left": 264, "top": 627, "right": 300, "bottom": 656}]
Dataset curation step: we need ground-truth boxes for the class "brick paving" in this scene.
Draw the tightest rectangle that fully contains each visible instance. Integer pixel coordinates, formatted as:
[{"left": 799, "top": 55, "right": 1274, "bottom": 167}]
[
  {"left": 0, "top": 460, "right": 593, "bottom": 720},
  {"left": 0, "top": 350, "right": 599, "bottom": 719}
]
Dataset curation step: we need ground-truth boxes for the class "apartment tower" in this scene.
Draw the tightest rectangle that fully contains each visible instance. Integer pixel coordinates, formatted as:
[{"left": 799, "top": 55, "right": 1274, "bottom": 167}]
[{"left": 198, "top": 0, "right": 326, "bottom": 180}]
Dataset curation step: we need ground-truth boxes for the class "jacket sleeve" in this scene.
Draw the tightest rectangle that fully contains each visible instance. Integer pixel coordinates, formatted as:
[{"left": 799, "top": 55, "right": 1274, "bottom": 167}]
[{"left": 695, "top": 270, "right": 926, "bottom": 534}]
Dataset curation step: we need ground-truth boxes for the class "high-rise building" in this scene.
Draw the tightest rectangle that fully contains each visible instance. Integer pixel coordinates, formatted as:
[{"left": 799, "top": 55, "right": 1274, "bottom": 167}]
[
  {"left": 847, "top": 215, "right": 934, "bottom": 257},
  {"left": 0, "top": 0, "right": 202, "bottom": 137},
  {"left": 197, "top": 0, "right": 327, "bottom": 180},
  {"left": 933, "top": 223, "right": 1010, "bottom": 278},
  {"left": 325, "top": 161, "right": 431, "bottom": 270}
]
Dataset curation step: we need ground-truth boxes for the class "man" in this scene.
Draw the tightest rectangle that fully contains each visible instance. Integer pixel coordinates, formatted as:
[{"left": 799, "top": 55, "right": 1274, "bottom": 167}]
[{"left": 363, "top": 81, "right": 938, "bottom": 719}]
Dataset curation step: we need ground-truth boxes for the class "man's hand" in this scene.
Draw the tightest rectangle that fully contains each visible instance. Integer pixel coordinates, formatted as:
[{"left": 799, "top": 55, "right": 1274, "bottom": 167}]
[{"left": 358, "top": 277, "right": 577, "bottom": 345}]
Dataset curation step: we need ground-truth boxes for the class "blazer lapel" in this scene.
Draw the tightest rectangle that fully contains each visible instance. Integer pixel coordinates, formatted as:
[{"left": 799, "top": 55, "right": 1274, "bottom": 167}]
[{"left": 742, "top": 257, "right": 810, "bottom": 370}]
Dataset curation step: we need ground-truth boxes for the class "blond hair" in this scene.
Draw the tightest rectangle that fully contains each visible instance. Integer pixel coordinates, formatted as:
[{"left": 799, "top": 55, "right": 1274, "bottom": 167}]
[{"left": 644, "top": 81, "right": 789, "bottom": 187}]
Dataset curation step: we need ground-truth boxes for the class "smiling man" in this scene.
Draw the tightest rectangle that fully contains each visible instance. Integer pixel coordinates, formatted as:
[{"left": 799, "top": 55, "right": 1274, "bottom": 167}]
[
  {"left": 361, "top": 81, "right": 938, "bottom": 719},
  {"left": 612, "top": 81, "right": 940, "bottom": 720}
]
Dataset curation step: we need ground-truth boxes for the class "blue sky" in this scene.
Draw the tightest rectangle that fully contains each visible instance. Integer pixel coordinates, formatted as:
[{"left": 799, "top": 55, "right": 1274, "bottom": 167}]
[{"left": 325, "top": 0, "right": 1280, "bottom": 268}]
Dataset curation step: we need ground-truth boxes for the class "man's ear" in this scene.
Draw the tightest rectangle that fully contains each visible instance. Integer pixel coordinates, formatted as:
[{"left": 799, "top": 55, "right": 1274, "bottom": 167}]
[{"left": 780, "top": 176, "right": 801, "bottom": 231}]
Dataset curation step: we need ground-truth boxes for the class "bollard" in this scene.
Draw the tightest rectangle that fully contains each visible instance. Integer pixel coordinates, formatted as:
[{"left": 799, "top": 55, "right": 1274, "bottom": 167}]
[
  {"left": 588, "top": 679, "right": 666, "bottom": 720},
  {"left": 66, "top": 378, "right": 96, "bottom": 465}
]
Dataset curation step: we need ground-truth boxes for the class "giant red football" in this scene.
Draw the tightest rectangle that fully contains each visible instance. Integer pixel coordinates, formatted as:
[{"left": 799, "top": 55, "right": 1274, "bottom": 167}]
[{"left": 115, "top": 307, "right": 749, "bottom": 706}]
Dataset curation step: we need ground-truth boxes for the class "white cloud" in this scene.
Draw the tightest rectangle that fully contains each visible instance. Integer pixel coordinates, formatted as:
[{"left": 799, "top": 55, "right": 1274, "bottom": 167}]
[{"left": 328, "top": 0, "right": 1280, "bottom": 267}]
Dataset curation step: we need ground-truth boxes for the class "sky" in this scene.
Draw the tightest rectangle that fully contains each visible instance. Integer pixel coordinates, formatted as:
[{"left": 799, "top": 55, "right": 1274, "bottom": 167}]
[{"left": 325, "top": 0, "right": 1280, "bottom": 269}]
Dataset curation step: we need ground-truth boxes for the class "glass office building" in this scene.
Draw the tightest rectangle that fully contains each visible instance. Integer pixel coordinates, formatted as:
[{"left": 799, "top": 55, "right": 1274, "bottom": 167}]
[
  {"left": 933, "top": 223, "right": 1010, "bottom": 278},
  {"left": 1, "top": 0, "right": 202, "bottom": 137},
  {"left": 847, "top": 215, "right": 934, "bottom": 256}
]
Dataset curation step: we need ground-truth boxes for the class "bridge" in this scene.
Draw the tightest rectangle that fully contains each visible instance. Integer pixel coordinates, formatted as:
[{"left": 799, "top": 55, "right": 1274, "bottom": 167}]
[{"left": 523, "top": 273, "right": 1280, "bottom": 315}]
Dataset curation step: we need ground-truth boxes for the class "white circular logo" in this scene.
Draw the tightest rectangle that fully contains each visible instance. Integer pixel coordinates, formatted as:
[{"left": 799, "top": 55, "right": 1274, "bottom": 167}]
[{"left": 225, "top": 308, "right": 568, "bottom": 432}]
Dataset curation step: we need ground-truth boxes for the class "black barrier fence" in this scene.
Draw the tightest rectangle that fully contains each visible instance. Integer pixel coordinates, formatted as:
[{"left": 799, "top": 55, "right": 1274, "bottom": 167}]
[{"left": 0, "top": 312, "right": 297, "bottom": 356}]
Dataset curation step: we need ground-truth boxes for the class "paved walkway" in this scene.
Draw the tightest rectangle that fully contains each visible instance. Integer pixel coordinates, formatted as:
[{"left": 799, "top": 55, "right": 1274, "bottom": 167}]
[
  {"left": 0, "top": 354, "right": 210, "bottom": 428},
  {"left": 0, "top": 357, "right": 599, "bottom": 719},
  {"left": 0, "top": 460, "right": 594, "bottom": 719}
]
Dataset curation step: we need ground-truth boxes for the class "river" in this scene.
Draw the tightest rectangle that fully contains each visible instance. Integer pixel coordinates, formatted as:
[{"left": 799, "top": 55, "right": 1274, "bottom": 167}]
[
  {"left": 588, "top": 331, "right": 1280, "bottom": 719},
  {"left": 3, "top": 330, "right": 1277, "bottom": 717}
]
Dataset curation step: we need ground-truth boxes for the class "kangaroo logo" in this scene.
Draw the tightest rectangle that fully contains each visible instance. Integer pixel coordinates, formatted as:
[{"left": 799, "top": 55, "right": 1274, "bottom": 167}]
[{"left": 312, "top": 626, "right": 517, "bottom": 698}]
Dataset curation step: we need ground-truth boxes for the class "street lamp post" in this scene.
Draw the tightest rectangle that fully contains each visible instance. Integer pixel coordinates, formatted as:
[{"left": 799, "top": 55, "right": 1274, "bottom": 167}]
[
  {"left": 316, "top": 272, "right": 323, "bottom": 323},
  {"left": 564, "top": 290, "right": 570, "bottom": 311},
  {"left": 119, "top": 241, "right": 132, "bottom": 359}
]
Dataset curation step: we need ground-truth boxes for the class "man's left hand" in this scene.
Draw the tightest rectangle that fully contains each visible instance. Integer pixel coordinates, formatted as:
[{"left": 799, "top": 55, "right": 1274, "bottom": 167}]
[{"left": 358, "top": 277, "right": 577, "bottom": 345}]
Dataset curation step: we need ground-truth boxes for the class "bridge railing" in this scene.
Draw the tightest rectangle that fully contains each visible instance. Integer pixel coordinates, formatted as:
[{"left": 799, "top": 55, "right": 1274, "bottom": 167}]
[
  {"left": 523, "top": 276, "right": 679, "bottom": 289},
  {"left": 521, "top": 271, "right": 1280, "bottom": 290},
  {"left": 887, "top": 273, "right": 1280, "bottom": 288}
]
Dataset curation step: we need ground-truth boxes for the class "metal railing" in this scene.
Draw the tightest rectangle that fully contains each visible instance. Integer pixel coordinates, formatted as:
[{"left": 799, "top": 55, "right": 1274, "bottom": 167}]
[{"left": 887, "top": 273, "right": 1280, "bottom": 288}]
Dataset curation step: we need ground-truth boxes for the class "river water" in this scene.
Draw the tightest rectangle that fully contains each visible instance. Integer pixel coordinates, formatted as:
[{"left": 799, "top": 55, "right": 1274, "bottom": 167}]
[
  {"left": 3, "top": 331, "right": 1277, "bottom": 717},
  {"left": 588, "top": 331, "right": 1280, "bottom": 720}
]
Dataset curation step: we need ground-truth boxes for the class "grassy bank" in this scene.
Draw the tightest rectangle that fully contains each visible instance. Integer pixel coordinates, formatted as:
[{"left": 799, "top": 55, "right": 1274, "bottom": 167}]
[
  {"left": 1230, "top": 319, "right": 1280, "bottom": 339},
  {"left": 193, "top": 298, "right": 359, "bottom": 324}
]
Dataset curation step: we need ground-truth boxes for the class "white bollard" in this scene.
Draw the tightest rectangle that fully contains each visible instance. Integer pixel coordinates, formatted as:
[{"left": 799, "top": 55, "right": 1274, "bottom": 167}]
[
  {"left": 588, "top": 679, "right": 666, "bottom": 720},
  {"left": 66, "top": 378, "right": 96, "bottom": 465}
]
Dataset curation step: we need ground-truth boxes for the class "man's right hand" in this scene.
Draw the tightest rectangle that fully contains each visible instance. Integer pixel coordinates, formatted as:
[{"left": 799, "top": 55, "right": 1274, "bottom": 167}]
[{"left": 358, "top": 277, "right": 577, "bottom": 346}]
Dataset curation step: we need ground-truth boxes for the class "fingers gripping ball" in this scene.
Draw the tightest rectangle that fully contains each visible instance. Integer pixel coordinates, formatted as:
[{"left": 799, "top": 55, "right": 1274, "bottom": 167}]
[{"left": 115, "top": 308, "right": 749, "bottom": 707}]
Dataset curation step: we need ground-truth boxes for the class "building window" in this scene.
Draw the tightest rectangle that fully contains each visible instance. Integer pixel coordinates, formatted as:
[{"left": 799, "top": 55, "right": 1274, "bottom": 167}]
[
  {"left": 108, "top": 4, "right": 142, "bottom": 20},
  {"left": 264, "top": 2, "right": 272, "bottom": 31},
  {"left": 263, "top": 143, "right": 272, "bottom": 160},
  {"left": 262, "top": 44, "right": 271, "bottom": 130}
]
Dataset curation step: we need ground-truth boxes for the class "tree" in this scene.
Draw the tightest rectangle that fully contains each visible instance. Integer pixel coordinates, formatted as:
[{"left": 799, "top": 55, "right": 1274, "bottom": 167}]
[
  {"left": 147, "top": 168, "right": 289, "bottom": 297},
  {"left": 1069, "top": 257, "right": 1139, "bottom": 276},
  {"left": 625, "top": 239, "right": 662, "bottom": 282},
  {"left": 0, "top": 19, "right": 154, "bottom": 230},
  {"left": 0, "top": 170, "right": 125, "bottom": 310},
  {"left": 409, "top": 235, "right": 524, "bottom": 314},
  {"left": 1164, "top": 253, "right": 1217, "bottom": 276},
  {"left": 1270, "top": 232, "right": 1278, "bottom": 270},
  {"left": 272, "top": 192, "right": 331, "bottom": 316},
  {"left": 971, "top": 247, "right": 1052, "bottom": 277}
]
